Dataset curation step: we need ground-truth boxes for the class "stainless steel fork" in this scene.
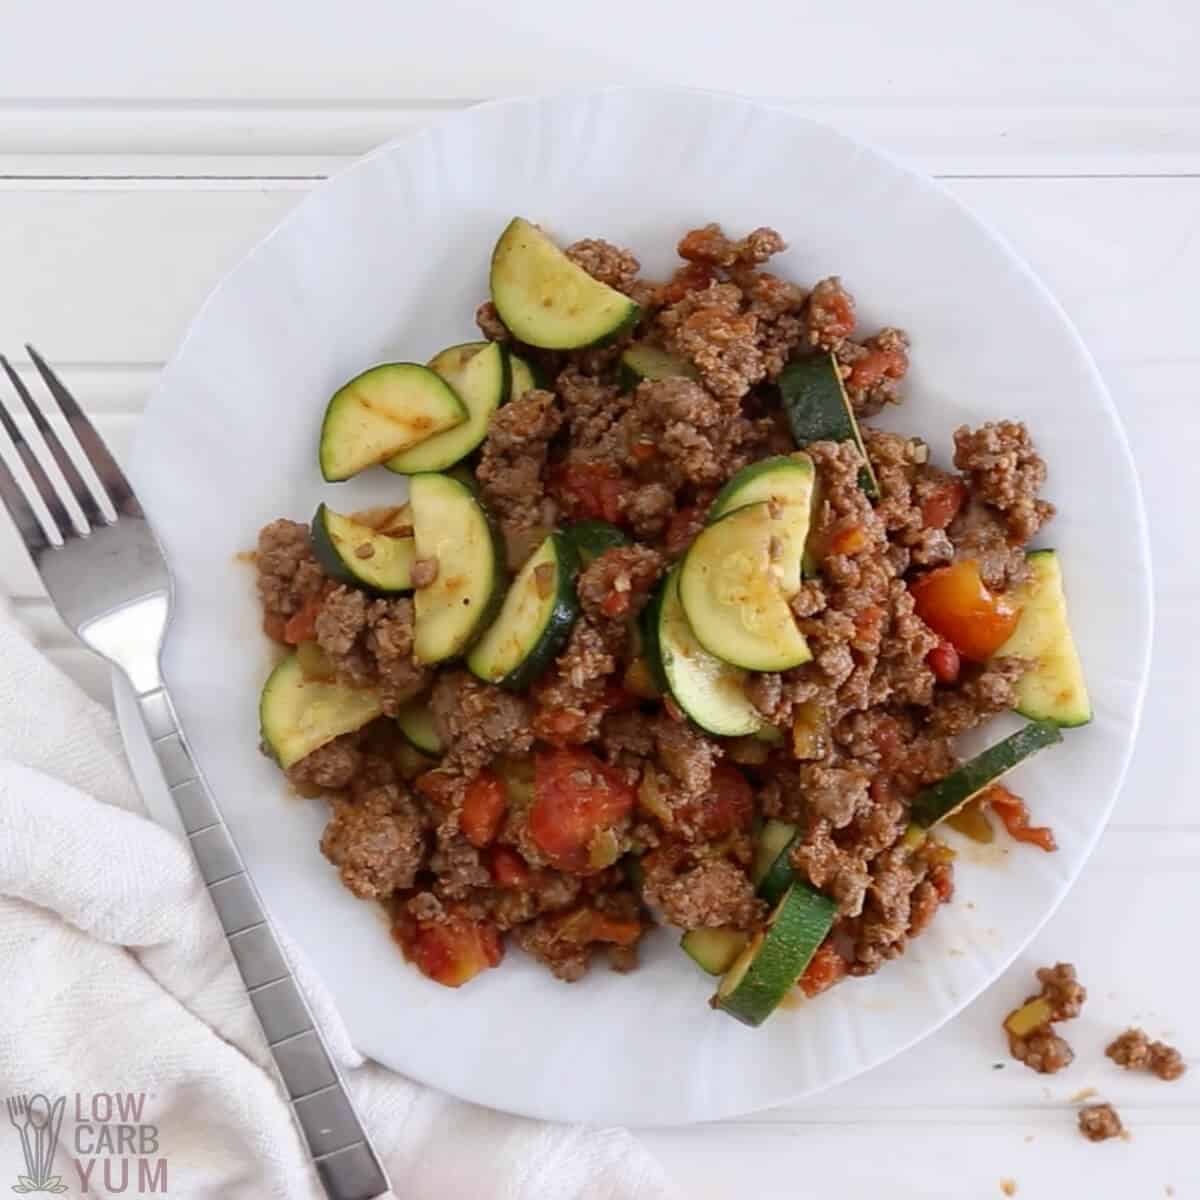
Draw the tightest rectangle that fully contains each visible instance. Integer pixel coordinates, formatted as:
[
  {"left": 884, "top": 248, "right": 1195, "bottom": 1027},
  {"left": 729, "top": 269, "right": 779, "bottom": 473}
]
[{"left": 0, "top": 348, "right": 391, "bottom": 1200}]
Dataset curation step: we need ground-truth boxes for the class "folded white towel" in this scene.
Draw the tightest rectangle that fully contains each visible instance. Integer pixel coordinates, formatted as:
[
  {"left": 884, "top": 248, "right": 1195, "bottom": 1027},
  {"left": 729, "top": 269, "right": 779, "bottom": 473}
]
[{"left": 0, "top": 606, "right": 678, "bottom": 1199}]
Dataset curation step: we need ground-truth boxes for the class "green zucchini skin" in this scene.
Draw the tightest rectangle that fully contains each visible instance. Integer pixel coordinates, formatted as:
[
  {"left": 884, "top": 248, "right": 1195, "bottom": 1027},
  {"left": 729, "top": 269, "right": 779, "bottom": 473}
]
[
  {"left": 310, "top": 503, "right": 415, "bottom": 594},
  {"left": 641, "top": 569, "right": 764, "bottom": 737},
  {"left": 911, "top": 720, "right": 1064, "bottom": 828},
  {"left": 778, "top": 354, "right": 879, "bottom": 499},
  {"left": 619, "top": 344, "right": 697, "bottom": 391},
  {"left": 564, "top": 519, "right": 630, "bottom": 566},
  {"left": 714, "top": 884, "right": 837, "bottom": 1027},
  {"left": 410, "top": 472, "right": 506, "bottom": 665},
  {"left": 994, "top": 550, "right": 1092, "bottom": 727},
  {"left": 489, "top": 218, "right": 641, "bottom": 350},
  {"left": 259, "top": 653, "right": 383, "bottom": 770},
  {"left": 681, "top": 928, "right": 749, "bottom": 976},
  {"left": 395, "top": 699, "right": 443, "bottom": 756},
  {"left": 751, "top": 819, "right": 801, "bottom": 907},
  {"left": 385, "top": 341, "right": 509, "bottom": 474},
  {"left": 467, "top": 531, "right": 580, "bottom": 690},
  {"left": 318, "top": 362, "right": 466, "bottom": 482}
]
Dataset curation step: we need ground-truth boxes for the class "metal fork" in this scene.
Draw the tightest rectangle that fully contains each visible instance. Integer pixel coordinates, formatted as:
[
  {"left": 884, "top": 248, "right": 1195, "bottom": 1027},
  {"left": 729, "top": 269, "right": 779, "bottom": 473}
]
[{"left": 0, "top": 348, "right": 390, "bottom": 1200}]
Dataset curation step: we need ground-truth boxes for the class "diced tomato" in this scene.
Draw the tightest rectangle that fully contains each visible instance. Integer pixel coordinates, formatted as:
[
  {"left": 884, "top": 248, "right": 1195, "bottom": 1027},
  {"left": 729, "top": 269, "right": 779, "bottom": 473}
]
[
  {"left": 489, "top": 845, "right": 532, "bottom": 888},
  {"left": 853, "top": 603, "right": 886, "bottom": 643},
  {"left": 658, "top": 260, "right": 715, "bottom": 305},
  {"left": 530, "top": 747, "right": 636, "bottom": 872},
  {"left": 459, "top": 769, "right": 508, "bottom": 848},
  {"left": 550, "top": 462, "right": 628, "bottom": 525},
  {"left": 909, "top": 560, "right": 1020, "bottom": 662},
  {"left": 630, "top": 440, "right": 658, "bottom": 464},
  {"left": 926, "top": 638, "right": 961, "bottom": 684},
  {"left": 398, "top": 906, "right": 503, "bottom": 988},
  {"left": 920, "top": 479, "right": 967, "bottom": 531},
  {"left": 847, "top": 344, "right": 908, "bottom": 393},
  {"left": 829, "top": 524, "right": 869, "bottom": 556},
  {"left": 679, "top": 765, "right": 755, "bottom": 839},
  {"left": 263, "top": 612, "right": 289, "bottom": 643},
  {"left": 283, "top": 593, "right": 323, "bottom": 645},
  {"left": 984, "top": 784, "right": 1057, "bottom": 853},
  {"left": 797, "top": 941, "right": 848, "bottom": 998},
  {"left": 601, "top": 590, "right": 631, "bottom": 618}
]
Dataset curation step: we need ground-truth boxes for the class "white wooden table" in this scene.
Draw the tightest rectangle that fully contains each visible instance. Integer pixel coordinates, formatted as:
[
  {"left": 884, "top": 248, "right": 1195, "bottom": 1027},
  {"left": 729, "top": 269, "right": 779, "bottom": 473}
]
[{"left": 1, "top": 3, "right": 1195, "bottom": 1196}]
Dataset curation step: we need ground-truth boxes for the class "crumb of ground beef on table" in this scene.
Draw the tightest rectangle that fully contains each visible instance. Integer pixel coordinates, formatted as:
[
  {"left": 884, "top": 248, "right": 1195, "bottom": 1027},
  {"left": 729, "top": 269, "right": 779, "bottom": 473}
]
[
  {"left": 1106, "top": 1028, "right": 1187, "bottom": 1081},
  {"left": 1078, "top": 1103, "right": 1124, "bottom": 1143},
  {"left": 1005, "top": 962, "right": 1087, "bottom": 1074}
]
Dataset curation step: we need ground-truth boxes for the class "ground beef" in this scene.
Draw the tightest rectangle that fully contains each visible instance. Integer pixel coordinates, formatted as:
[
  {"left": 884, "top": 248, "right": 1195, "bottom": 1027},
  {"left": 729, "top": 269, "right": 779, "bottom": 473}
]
[
  {"left": 286, "top": 734, "right": 363, "bottom": 792},
  {"left": 837, "top": 328, "right": 910, "bottom": 417},
  {"left": 1078, "top": 1103, "right": 1123, "bottom": 1143},
  {"left": 313, "top": 589, "right": 430, "bottom": 713},
  {"left": 556, "top": 364, "right": 632, "bottom": 465},
  {"left": 577, "top": 545, "right": 663, "bottom": 626},
  {"left": 677, "top": 223, "right": 786, "bottom": 269},
  {"left": 954, "top": 421, "right": 1054, "bottom": 543},
  {"left": 475, "top": 300, "right": 509, "bottom": 342},
  {"left": 320, "top": 786, "right": 425, "bottom": 900},
  {"left": 948, "top": 499, "right": 1031, "bottom": 592},
  {"left": 1009, "top": 1027, "right": 1076, "bottom": 1074},
  {"left": 430, "top": 831, "right": 493, "bottom": 901},
  {"left": 656, "top": 282, "right": 764, "bottom": 401},
  {"left": 430, "top": 671, "right": 534, "bottom": 777},
  {"left": 791, "top": 820, "right": 871, "bottom": 918},
  {"left": 1036, "top": 962, "right": 1087, "bottom": 1021},
  {"left": 803, "top": 277, "right": 856, "bottom": 350},
  {"left": 476, "top": 388, "right": 563, "bottom": 565},
  {"left": 625, "top": 377, "right": 767, "bottom": 485},
  {"left": 1106, "top": 1028, "right": 1187, "bottom": 1081},
  {"left": 530, "top": 620, "right": 618, "bottom": 744},
  {"left": 865, "top": 429, "right": 957, "bottom": 568},
  {"left": 926, "top": 656, "right": 1030, "bottom": 738},
  {"left": 642, "top": 852, "right": 762, "bottom": 930},
  {"left": 624, "top": 482, "right": 676, "bottom": 539},
  {"left": 256, "top": 519, "right": 325, "bottom": 621},
  {"left": 565, "top": 238, "right": 642, "bottom": 293},
  {"left": 651, "top": 715, "right": 721, "bottom": 807}
]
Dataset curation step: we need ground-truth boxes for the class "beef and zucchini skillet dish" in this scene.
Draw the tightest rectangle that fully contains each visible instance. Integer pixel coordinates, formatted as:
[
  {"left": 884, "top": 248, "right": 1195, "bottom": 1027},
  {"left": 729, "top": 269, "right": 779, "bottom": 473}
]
[{"left": 254, "top": 218, "right": 1090, "bottom": 1027}]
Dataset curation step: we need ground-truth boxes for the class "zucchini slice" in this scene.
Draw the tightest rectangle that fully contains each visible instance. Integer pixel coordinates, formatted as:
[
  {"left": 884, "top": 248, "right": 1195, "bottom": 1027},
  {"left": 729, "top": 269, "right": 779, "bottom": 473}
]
[
  {"left": 565, "top": 519, "right": 630, "bottom": 567},
  {"left": 410, "top": 473, "right": 505, "bottom": 664},
  {"left": 467, "top": 531, "right": 580, "bottom": 689},
  {"left": 310, "top": 503, "right": 415, "bottom": 594},
  {"left": 509, "top": 353, "right": 541, "bottom": 401},
  {"left": 714, "top": 884, "right": 836, "bottom": 1027},
  {"left": 395, "top": 699, "right": 443, "bottom": 756},
  {"left": 681, "top": 927, "right": 749, "bottom": 976},
  {"left": 319, "top": 363, "right": 466, "bottom": 482},
  {"left": 642, "top": 569, "right": 763, "bottom": 737},
  {"left": 751, "top": 818, "right": 800, "bottom": 907},
  {"left": 260, "top": 653, "right": 383, "bottom": 770},
  {"left": 778, "top": 354, "right": 879, "bottom": 499},
  {"left": 678, "top": 502, "right": 812, "bottom": 672},
  {"left": 994, "top": 550, "right": 1092, "bottom": 727},
  {"left": 619, "top": 344, "right": 697, "bottom": 390},
  {"left": 910, "top": 720, "right": 1064, "bottom": 828},
  {"left": 489, "top": 218, "right": 640, "bottom": 350},
  {"left": 708, "top": 454, "right": 816, "bottom": 596},
  {"left": 386, "top": 342, "right": 510, "bottom": 474}
]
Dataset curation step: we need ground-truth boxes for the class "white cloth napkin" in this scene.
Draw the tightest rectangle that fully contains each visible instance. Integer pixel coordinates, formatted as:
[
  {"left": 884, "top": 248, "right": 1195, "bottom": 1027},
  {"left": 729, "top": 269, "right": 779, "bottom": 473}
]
[{"left": 0, "top": 605, "right": 679, "bottom": 1200}]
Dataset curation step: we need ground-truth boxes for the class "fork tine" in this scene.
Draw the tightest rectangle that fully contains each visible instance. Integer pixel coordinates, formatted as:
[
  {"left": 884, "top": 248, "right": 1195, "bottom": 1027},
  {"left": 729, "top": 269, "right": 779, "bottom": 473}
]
[
  {"left": 0, "top": 373, "right": 71, "bottom": 545},
  {"left": 0, "top": 435, "right": 50, "bottom": 556},
  {"left": 0, "top": 356, "right": 106, "bottom": 530},
  {"left": 25, "top": 345, "right": 142, "bottom": 519}
]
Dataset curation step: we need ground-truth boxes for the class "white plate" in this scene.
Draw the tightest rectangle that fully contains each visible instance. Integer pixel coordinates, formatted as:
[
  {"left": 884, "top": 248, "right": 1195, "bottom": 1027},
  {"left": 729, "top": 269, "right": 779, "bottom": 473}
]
[{"left": 117, "top": 87, "right": 1150, "bottom": 1126}]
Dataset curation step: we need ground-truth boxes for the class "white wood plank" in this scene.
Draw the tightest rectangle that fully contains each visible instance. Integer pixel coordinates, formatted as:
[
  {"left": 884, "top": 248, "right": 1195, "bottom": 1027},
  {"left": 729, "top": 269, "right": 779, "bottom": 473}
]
[
  {"left": 2, "top": 103, "right": 1200, "bottom": 178},
  {"left": 0, "top": 0, "right": 1193, "bottom": 107}
]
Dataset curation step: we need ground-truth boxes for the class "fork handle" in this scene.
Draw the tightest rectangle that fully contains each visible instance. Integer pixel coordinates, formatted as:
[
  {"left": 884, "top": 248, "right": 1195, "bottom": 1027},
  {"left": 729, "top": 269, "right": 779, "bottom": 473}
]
[{"left": 136, "top": 685, "right": 391, "bottom": 1200}]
